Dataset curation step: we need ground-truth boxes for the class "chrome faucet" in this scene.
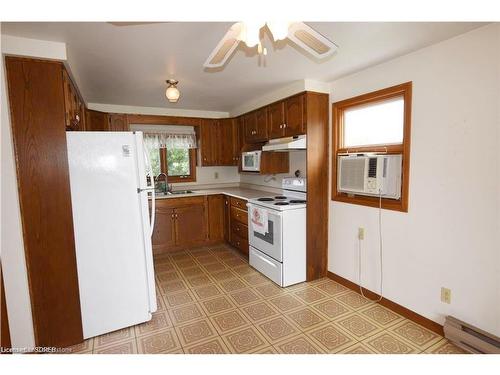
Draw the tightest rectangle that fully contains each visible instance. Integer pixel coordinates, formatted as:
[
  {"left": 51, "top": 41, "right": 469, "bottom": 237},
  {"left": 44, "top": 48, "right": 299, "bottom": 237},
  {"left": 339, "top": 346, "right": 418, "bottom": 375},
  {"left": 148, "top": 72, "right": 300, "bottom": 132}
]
[{"left": 155, "top": 173, "right": 168, "bottom": 193}]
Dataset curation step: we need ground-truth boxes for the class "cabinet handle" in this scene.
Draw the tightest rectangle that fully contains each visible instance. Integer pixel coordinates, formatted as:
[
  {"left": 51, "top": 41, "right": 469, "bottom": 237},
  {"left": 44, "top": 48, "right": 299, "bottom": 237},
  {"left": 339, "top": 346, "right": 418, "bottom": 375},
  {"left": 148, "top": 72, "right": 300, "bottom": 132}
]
[{"left": 283, "top": 123, "right": 287, "bottom": 128}]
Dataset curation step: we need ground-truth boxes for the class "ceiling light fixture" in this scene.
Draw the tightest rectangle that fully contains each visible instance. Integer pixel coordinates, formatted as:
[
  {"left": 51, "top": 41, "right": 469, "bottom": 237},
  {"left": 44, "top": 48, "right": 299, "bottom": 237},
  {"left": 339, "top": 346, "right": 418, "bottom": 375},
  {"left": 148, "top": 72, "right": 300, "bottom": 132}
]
[{"left": 165, "top": 79, "right": 180, "bottom": 103}]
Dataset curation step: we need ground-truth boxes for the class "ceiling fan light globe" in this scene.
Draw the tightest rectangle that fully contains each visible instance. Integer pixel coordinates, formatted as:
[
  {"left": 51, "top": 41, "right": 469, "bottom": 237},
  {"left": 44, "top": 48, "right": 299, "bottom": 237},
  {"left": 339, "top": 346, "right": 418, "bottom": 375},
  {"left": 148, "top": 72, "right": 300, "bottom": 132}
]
[
  {"left": 241, "top": 21, "right": 263, "bottom": 47},
  {"left": 267, "top": 21, "right": 290, "bottom": 41}
]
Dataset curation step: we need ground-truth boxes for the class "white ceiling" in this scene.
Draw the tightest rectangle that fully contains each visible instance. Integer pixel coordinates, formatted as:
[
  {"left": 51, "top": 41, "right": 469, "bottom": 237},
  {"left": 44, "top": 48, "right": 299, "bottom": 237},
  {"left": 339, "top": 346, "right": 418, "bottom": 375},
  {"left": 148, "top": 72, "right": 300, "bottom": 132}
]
[{"left": 1, "top": 22, "right": 485, "bottom": 112}]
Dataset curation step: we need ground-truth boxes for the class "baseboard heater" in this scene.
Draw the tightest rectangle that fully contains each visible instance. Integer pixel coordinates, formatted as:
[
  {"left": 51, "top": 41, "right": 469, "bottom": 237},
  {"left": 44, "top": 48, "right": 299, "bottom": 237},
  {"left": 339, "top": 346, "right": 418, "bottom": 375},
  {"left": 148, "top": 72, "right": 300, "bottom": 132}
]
[{"left": 444, "top": 316, "right": 500, "bottom": 354}]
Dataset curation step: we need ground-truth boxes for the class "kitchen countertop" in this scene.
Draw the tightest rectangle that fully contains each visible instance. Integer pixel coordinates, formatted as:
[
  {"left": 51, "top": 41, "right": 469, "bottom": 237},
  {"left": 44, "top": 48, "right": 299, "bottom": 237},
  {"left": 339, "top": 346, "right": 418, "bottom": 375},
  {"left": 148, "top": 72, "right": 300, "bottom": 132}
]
[{"left": 154, "top": 187, "right": 277, "bottom": 201}]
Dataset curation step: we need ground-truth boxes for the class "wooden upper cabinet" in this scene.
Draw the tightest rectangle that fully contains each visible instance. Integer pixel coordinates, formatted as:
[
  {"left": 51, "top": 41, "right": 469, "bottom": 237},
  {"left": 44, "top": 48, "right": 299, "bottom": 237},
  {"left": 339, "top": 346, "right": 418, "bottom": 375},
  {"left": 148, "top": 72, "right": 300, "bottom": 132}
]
[
  {"left": 243, "top": 111, "right": 257, "bottom": 142},
  {"left": 268, "top": 101, "right": 286, "bottom": 139},
  {"left": 254, "top": 107, "right": 268, "bottom": 142},
  {"left": 219, "top": 118, "right": 235, "bottom": 166},
  {"left": 175, "top": 204, "right": 207, "bottom": 246},
  {"left": 85, "top": 109, "right": 108, "bottom": 131},
  {"left": 231, "top": 118, "right": 241, "bottom": 166},
  {"left": 244, "top": 108, "right": 268, "bottom": 143},
  {"left": 200, "top": 119, "right": 218, "bottom": 166},
  {"left": 285, "top": 94, "right": 306, "bottom": 136},
  {"left": 62, "top": 69, "right": 84, "bottom": 131},
  {"left": 108, "top": 114, "right": 129, "bottom": 131}
]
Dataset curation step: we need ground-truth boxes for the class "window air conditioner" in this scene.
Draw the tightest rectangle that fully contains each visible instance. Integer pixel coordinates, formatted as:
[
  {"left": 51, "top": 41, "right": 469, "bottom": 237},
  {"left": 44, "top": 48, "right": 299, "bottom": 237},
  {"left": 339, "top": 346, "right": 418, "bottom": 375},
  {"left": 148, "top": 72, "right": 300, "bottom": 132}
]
[{"left": 337, "top": 154, "right": 402, "bottom": 199}]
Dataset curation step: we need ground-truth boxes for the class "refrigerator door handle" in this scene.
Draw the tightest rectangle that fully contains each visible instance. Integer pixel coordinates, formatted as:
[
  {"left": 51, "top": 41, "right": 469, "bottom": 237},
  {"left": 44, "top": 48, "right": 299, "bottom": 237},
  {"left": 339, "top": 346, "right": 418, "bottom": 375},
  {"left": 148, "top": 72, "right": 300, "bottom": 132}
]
[{"left": 142, "top": 146, "right": 156, "bottom": 237}]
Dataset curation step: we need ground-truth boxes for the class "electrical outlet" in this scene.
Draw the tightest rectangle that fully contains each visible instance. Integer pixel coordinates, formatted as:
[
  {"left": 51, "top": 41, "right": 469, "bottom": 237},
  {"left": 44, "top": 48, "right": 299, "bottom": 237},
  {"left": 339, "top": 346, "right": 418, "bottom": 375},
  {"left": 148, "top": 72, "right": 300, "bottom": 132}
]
[
  {"left": 214, "top": 172, "right": 219, "bottom": 179},
  {"left": 441, "top": 287, "right": 451, "bottom": 304},
  {"left": 358, "top": 227, "right": 365, "bottom": 240}
]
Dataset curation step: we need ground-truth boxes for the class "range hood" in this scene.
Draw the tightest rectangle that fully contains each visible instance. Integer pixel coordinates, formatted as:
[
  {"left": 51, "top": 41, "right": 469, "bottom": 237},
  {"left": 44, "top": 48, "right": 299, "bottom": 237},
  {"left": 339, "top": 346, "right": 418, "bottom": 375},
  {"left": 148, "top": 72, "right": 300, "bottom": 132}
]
[{"left": 262, "top": 135, "right": 306, "bottom": 152}]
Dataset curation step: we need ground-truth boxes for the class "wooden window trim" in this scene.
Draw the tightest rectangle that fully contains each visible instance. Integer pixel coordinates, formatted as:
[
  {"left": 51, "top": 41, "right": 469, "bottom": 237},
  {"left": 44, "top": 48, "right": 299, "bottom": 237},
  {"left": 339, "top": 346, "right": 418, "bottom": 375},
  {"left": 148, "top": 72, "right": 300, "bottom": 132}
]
[
  {"left": 332, "top": 82, "right": 412, "bottom": 212},
  {"left": 159, "top": 148, "right": 197, "bottom": 183}
]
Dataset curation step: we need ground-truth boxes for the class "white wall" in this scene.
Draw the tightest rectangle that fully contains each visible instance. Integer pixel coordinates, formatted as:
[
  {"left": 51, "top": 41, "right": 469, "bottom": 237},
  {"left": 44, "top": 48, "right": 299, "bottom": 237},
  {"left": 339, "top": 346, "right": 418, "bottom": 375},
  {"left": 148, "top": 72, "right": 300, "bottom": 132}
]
[
  {"left": 328, "top": 24, "right": 500, "bottom": 336},
  {"left": 0, "top": 28, "right": 37, "bottom": 348},
  {"left": 240, "top": 151, "right": 306, "bottom": 189}
]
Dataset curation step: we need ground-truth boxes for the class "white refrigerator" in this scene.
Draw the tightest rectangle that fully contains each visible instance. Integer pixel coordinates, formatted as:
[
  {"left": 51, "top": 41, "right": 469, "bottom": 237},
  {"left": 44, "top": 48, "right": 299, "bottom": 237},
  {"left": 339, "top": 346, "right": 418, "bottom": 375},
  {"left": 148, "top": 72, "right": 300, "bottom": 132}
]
[{"left": 66, "top": 131, "right": 157, "bottom": 339}]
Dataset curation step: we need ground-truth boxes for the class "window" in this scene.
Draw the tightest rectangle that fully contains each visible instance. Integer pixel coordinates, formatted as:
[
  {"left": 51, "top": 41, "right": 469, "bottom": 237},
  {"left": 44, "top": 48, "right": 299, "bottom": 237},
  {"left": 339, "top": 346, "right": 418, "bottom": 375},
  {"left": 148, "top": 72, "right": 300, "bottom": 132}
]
[
  {"left": 332, "top": 82, "right": 412, "bottom": 212},
  {"left": 146, "top": 146, "right": 197, "bottom": 183},
  {"left": 132, "top": 124, "right": 198, "bottom": 184}
]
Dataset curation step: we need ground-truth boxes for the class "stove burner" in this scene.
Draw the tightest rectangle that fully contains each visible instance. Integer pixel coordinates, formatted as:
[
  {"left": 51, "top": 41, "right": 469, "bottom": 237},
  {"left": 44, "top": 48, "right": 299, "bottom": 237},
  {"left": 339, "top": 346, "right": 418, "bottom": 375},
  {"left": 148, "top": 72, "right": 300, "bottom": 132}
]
[
  {"left": 274, "top": 202, "right": 289, "bottom": 206},
  {"left": 257, "top": 197, "right": 274, "bottom": 202},
  {"left": 290, "top": 200, "right": 306, "bottom": 204},
  {"left": 274, "top": 196, "right": 287, "bottom": 200}
]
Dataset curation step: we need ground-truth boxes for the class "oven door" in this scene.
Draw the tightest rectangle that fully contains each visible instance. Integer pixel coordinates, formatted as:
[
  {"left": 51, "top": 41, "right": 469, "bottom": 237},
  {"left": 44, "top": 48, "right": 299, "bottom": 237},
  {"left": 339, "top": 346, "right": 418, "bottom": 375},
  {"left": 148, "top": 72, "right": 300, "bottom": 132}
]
[{"left": 248, "top": 205, "right": 282, "bottom": 262}]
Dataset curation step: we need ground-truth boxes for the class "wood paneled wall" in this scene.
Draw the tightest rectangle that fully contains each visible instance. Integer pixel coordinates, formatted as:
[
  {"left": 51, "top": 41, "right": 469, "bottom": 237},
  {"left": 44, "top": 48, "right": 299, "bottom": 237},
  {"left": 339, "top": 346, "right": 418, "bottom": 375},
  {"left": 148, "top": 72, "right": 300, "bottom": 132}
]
[
  {"left": 5, "top": 57, "right": 83, "bottom": 348},
  {"left": 305, "top": 92, "right": 330, "bottom": 280}
]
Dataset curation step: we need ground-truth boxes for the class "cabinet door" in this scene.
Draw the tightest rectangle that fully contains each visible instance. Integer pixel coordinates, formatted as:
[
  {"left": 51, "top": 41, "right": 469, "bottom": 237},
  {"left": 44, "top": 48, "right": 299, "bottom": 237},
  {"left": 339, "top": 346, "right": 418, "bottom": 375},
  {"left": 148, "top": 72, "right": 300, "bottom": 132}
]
[
  {"left": 62, "top": 69, "right": 84, "bottom": 131},
  {"left": 108, "top": 114, "right": 129, "bottom": 131},
  {"left": 267, "top": 101, "right": 285, "bottom": 139},
  {"left": 175, "top": 204, "right": 207, "bottom": 246},
  {"left": 223, "top": 195, "right": 231, "bottom": 243},
  {"left": 152, "top": 206, "right": 176, "bottom": 253},
  {"left": 208, "top": 195, "right": 225, "bottom": 242},
  {"left": 231, "top": 119, "right": 241, "bottom": 166},
  {"left": 254, "top": 107, "right": 269, "bottom": 142},
  {"left": 200, "top": 119, "right": 216, "bottom": 166},
  {"left": 285, "top": 94, "right": 306, "bottom": 136},
  {"left": 244, "top": 111, "right": 257, "bottom": 143},
  {"left": 86, "top": 110, "right": 108, "bottom": 131},
  {"left": 218, "top": 119, "right": 234, "bottom": 166}
]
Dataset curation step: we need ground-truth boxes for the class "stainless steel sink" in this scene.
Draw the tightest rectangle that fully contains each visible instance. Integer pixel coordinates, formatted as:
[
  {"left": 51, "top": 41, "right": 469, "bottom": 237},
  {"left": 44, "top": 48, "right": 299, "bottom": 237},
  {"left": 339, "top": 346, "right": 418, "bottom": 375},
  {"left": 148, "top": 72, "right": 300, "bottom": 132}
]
[{"left": 167, "top": 190, "right": 194, "bottom": 195}]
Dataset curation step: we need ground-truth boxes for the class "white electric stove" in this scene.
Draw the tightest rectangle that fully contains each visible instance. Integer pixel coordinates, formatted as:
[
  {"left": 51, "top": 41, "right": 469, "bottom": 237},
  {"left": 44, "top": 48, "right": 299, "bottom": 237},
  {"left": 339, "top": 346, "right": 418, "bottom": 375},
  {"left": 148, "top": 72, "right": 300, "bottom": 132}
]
[{"left": 247, "top": 177, "right": 306, "bottom": 287}]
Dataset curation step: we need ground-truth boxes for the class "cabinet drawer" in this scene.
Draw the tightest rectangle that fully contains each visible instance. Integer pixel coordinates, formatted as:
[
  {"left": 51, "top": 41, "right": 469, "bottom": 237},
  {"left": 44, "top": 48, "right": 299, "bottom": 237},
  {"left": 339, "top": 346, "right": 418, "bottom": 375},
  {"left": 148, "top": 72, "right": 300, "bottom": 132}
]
[
  {"left": 156, "top": 196, "right": 205, "bottom": 208},
  {"left": 230, "top": 197, "right": 247, "bottom": 211},
  {"left": 230, "top": 206, "right": 248, "bottom": 226},
  {"left": 230, "top": 232, "right": 249, "bottom": 255},
  {"left": 231, "top": 221, "right": 248, "bottom": 240},
  {"left": 249, "top": 246, "right": 282, "bottom": 286}
]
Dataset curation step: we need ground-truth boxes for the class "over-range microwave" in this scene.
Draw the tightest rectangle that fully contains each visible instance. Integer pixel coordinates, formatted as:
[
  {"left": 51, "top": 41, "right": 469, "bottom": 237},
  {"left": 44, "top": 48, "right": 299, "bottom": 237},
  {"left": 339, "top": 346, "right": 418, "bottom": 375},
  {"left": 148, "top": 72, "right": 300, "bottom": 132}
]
[{"left": 241, "top": 151, "right": 261, "bottom": 172}]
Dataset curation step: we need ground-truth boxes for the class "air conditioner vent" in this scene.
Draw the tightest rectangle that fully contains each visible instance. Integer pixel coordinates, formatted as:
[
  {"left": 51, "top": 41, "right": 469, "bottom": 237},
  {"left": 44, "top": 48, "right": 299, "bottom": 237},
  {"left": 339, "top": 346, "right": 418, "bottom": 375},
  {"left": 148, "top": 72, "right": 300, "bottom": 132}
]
[
  {"left": 340, "top": 158, "right": 365, "bottom": 191},
  {"left": 368, "top": 157, "right": 377, "bottom": 178}
]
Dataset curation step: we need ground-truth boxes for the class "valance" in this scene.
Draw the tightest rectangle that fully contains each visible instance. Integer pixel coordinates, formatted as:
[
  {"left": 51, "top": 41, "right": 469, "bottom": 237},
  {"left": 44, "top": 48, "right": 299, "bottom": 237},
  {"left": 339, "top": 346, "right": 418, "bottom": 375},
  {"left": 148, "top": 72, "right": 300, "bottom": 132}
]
[{"left": 130, "top": 124, "right": 197, "bottom": 149}]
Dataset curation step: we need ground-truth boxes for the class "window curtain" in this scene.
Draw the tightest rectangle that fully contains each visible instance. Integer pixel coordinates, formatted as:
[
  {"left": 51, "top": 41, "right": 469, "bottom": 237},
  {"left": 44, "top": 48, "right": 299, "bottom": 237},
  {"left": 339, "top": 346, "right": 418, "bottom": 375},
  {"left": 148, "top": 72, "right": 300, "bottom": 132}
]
[{"left": 130, "top": 124, "right": 197, "bottom": 149}]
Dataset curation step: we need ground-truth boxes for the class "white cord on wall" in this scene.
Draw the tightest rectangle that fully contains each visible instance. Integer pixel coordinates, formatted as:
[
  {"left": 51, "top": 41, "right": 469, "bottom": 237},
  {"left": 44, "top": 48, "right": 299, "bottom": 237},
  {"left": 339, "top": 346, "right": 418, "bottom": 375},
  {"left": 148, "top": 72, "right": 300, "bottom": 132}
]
[{"left": 358, "top": 189, "right": 384, "bottom": 302}]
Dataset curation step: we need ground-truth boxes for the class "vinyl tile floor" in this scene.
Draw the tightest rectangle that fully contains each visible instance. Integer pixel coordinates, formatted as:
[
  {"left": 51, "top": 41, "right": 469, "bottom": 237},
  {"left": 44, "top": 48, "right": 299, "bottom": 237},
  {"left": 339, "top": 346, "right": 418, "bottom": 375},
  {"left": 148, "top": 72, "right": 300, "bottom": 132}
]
[{"left": 67, "top": 244, "right": 467, "bottom": 354}]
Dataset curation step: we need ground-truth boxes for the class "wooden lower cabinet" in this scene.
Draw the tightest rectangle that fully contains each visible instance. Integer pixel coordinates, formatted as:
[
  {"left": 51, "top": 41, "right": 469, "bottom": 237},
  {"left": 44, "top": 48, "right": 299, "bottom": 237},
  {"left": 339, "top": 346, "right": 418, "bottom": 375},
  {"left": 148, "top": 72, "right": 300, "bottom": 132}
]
[
  {"left": 228, "top": 196, "right": 249, "bottom": 256},
  {"left": 223, "top": 195, "right": 231, "bottom": 243},
  {"left": 175, "top": 205, "right": 207, "bottom": 246},
  {"left": 152, "top": 206, "right": 176, "bottom": 252},
  {"left": 151, "top": 197, "right": 208, "bottom": 254},
  {"left": 208, "top": 195, "right": 225, "bottom": 243},
  {"left": 151, "top": 194, "right": 250, "bottom": 257}
]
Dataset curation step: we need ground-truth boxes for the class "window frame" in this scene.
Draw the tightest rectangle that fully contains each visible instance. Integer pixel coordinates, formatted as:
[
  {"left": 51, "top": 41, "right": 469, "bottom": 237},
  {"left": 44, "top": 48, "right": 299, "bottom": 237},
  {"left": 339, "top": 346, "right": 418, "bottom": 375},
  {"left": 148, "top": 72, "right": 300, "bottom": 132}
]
[
  {"left": 331, "top": 82, "right": 412, "bottom": 212},
  {"left": 158, "top": 147, "right": 197, "bottom": 183}
]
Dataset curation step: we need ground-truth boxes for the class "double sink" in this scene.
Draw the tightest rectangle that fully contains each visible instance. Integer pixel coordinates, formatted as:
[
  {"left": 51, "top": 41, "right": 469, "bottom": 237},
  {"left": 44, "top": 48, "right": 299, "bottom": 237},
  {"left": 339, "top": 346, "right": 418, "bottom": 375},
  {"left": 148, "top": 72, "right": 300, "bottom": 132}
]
[{"left": 156, "top": 190, "right": 194, "bottom": 196}]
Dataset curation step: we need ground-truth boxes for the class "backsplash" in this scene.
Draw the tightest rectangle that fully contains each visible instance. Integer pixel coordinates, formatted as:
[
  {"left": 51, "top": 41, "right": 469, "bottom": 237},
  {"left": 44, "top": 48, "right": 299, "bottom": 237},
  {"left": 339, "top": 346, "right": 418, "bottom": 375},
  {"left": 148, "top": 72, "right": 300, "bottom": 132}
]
[
  {"left": 240, "top": 150, "right": 306, "bottom": 189},
  {"left": 173, "top": 166, "right": 240, "bottom": 187}
]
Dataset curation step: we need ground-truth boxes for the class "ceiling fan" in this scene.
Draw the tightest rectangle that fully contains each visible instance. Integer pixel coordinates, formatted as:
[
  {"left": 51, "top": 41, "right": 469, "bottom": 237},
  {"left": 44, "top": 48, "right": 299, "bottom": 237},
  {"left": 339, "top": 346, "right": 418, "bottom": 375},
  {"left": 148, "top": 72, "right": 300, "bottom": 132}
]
[{"left": 204, "top": 22, "right": 338, "bottom": 68}]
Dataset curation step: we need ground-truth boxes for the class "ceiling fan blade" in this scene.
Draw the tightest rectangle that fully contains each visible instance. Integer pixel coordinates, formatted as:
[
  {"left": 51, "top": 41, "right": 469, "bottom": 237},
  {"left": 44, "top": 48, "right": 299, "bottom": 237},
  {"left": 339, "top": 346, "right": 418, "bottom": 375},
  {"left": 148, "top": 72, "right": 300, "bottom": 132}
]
[
  {"left": 108, "top": 22, "right": 164, "bottom": 27},
  {"left": 203, "top": 22, "right": 243, "bottom": 69},
  {"left": 287, "top": 22, "right": 338, "bottom": 59}
]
